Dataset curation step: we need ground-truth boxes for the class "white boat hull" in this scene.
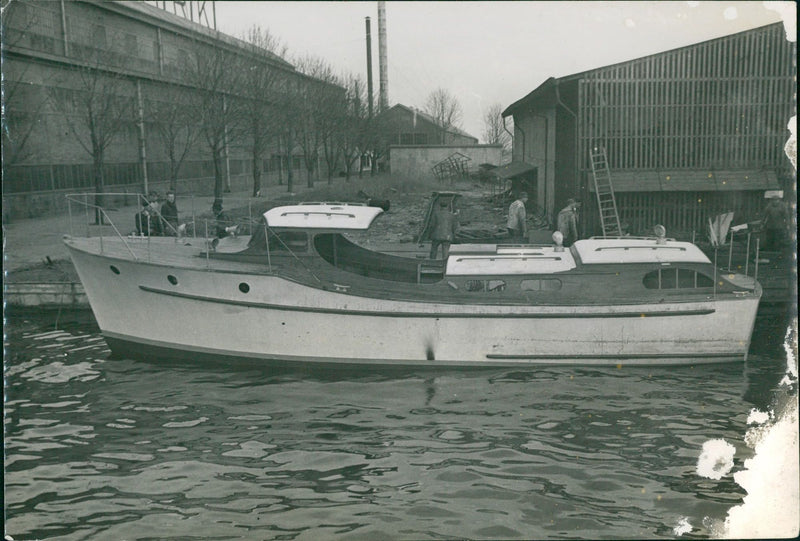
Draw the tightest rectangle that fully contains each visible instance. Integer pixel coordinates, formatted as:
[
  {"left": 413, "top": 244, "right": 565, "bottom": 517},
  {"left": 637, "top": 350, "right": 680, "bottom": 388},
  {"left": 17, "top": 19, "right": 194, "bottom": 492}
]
[{"left": 67, "top": 243, "right": 760, "bottom": 367}]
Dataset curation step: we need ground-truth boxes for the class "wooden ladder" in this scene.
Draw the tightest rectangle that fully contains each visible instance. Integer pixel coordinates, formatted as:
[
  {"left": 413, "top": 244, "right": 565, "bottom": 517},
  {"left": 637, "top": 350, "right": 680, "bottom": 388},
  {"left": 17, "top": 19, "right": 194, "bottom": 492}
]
[{"left": 589, "top": 146, "right": 622, "bottom": 237}]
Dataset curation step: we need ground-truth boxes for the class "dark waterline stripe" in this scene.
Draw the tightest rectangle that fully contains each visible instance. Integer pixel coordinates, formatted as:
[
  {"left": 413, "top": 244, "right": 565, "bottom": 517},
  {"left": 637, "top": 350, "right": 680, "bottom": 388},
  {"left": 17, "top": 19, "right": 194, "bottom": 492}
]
[
  {"left": 138, "top": 285, "right": 716, "bottom": 319},
  {"left": 486, "top": 352, "right": 737, "bottom": 360}
]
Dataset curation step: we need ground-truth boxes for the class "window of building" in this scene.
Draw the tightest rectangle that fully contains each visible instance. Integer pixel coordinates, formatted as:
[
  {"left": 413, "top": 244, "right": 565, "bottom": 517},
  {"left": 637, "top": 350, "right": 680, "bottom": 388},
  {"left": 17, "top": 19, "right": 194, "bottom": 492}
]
[
  {"left": 92, "top": 24, "right": 107, "bottom": 49},
  {"left": 124, "top": 33, "right": 138, "bottom": 56}
]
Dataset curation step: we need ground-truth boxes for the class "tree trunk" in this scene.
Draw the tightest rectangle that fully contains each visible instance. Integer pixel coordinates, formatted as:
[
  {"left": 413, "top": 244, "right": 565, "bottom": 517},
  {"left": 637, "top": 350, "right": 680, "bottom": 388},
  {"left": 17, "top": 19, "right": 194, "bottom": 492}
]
[
  {"left": 169, "top": 159, "right": 178, "bottom": 192},
  {"left": 252, "top": 154, "right": 262, "bottom": 197},
  {"left": 93, "top": 153, "right": 105, "bottom": 225},
  {"left": 212, "top": 147, "right": 225, "bottom": 210},
  {"left": 285, "top": 133, "right": 293, "bottom": 193}
]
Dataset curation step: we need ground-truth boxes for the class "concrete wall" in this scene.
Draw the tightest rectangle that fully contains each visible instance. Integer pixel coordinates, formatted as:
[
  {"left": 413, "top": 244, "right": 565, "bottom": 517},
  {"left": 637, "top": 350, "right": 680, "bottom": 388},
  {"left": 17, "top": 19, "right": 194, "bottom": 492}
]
[{"left": 389, "top": 145, "right": 503, "bottom": 180}]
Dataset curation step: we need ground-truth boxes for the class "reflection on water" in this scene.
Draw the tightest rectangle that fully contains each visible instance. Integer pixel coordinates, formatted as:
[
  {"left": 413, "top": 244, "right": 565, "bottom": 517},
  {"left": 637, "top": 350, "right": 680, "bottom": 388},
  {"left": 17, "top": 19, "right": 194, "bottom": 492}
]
[{"left": 3, "top": 313, "right": 790, "bottom": 540}]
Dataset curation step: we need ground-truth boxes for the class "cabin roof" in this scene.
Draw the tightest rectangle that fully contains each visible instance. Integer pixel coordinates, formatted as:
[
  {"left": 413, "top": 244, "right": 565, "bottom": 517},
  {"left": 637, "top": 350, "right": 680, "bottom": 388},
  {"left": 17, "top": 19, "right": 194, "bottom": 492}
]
[
  {"left": 264, "top": 203, "right": 383, "bottom": 231},
  {"left": 446, "top": 245, "right": 577, "bottom": 275},
  {"left": 573, "top": 238, "right": 711, "bottom": 265}
]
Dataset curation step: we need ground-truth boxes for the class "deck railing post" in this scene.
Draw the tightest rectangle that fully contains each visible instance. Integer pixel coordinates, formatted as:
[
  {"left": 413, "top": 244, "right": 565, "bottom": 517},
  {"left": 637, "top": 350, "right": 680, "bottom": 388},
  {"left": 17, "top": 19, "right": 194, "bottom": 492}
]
[
  {"left": 192, "top": 196, "right": 197, "bottom": 239},
  {"left": 754, "top": 238, "right": 760, "bottom": 284},
  {"left": 745, "top": 232, "right": 751, "bottom": 277},
  {"left": 205, "top": 220, "right": 210, "bottom": 269},
  {"left": 265, "top": 223, "right": 272, "bottom": 272},
  {"left": 713, "top": 246, "right": 718, "bottom": 299},
  {"left": 84, "top": 193, "right": 90, "bottom": 238},
  {"left": 727, "top": 229, "right": 734, "bottom": 271},
  {"left": 68, "top": 197, "right": 74, "bottom": 237}
]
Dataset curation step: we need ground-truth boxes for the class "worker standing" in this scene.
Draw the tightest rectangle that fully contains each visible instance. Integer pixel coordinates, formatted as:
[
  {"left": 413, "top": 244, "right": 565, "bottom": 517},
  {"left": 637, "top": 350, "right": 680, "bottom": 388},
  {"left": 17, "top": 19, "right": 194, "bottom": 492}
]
[
  {"left": 429, "top": 199, "right": 458, "bottom": 259},
  {"left": 557, "top": 199, "right": 580, "bottom": 246},
  {"left": 507, "top": 192, "right": 528, "bottom": 243}
]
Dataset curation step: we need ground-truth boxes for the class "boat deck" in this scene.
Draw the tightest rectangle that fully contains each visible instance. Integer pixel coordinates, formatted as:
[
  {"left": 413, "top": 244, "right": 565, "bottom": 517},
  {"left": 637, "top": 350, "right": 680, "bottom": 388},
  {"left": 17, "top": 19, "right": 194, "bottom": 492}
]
[{"left": 64, "top": 235, "right": 275, "bottom": 274}]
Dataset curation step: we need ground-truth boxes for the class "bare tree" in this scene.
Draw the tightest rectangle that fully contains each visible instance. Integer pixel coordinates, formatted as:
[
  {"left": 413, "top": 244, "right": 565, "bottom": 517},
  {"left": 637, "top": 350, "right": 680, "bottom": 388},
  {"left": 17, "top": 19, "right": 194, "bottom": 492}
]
[
  {"left": 47, "top": 52, "right": 133, "bottom": 224},
  {"left": 338, "top": 73, "right": 370, "bottom": 180},
  {"left": 482, "top": 102, "right": 512, "bottom": 151},
  {"left": 240, "top": 25, "right": 289, "bottom": 196},
  {"left": 424, "top": 87, "right": 463, "bottom": 144},
  {"left": 2, "top": 74, "right": 42, "bottom": 167},
  {"left": 2, "top": 1, "right": 46, "bottom": 167},
  {"left": 294, "top": 55, "right": 338, "bottom": 187},
  {"left": 146, "top": 84, "right": 199, "bottom": 192},
  {"left": 186, "top": 42, "right": 242, "bottom": 210}
]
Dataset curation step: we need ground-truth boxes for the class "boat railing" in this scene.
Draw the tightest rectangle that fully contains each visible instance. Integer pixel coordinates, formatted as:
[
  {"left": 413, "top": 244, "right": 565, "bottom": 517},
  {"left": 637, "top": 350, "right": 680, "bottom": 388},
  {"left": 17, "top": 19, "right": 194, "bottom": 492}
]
[
  {"left": 66, "top": 193, "right": 142, "bottom": 260},
  {"left": 65, "top": 193, "right": 273, "bottom": 262}
]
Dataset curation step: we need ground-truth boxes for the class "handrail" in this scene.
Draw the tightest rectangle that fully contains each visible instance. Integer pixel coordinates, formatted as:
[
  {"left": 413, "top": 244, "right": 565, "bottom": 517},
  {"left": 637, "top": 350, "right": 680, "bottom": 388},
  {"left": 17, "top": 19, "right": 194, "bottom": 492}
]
[
  {"left": 65, "top": 193, "right": 139, "bottom": 260},
  {"left": 594, "top": 245, "right": 687, "bottom": 252},
  {"left": 588, "top": 235, "right": 677, "bottom": 241}
]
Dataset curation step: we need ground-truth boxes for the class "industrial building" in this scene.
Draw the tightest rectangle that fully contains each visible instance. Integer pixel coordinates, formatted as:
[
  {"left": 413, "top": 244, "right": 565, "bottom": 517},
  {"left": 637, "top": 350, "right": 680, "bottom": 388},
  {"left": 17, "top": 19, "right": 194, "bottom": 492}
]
[
  {"left": 503, "top": 22, "right": 795, "bottom": 237},
  {"left": 2, "top": 0, "right": 339, "bottom": 220}
]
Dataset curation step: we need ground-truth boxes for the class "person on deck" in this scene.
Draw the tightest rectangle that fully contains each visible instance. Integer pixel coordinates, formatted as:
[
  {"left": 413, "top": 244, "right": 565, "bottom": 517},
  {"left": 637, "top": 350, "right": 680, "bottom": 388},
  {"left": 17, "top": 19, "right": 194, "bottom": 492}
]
[
  {"left": 160, "top": 190, "right": 179, "bottom": 235},
  {"left": 506, "top": 192, "right": 528, "bottom": 243},
  {"left": 762, "top": 196, "right": 789, "bottom": 252},
  {"left": 557, "top": 199, "right": 580, "bottom": 247},
  {"left": 135, "top": 199, "right": 161, "bottom": 236},
  {"left": 429, "top": 199, "right": 458, "bottom": 259},
  {"left": 212, "top": 202, "right": 235, "bottom": 239}
]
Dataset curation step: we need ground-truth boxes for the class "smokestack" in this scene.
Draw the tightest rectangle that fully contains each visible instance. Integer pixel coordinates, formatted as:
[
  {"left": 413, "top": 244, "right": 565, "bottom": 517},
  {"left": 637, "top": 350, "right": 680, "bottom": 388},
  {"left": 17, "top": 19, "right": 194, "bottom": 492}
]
[
  {"left": 365, "top": 17, "right": 374, "bottom": 118},
  {"left": 378, "top": 1, "right": 388, "bottom": 111}
]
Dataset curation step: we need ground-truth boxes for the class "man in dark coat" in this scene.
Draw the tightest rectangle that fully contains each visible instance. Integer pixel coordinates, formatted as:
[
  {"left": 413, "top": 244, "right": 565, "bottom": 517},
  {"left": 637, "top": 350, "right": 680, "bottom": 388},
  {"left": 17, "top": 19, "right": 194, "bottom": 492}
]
[
  {"left": 429, "top": 200, "right": 458, "bottom": 259},
  {"left": 762, "top": 196, "right": 789, "bottom": 251},
  {"left": 135, "top": 199, "right": 161, "bottom": 236},
  {"left": 160, "top": 189, "right": 179, "bottom": 235}
]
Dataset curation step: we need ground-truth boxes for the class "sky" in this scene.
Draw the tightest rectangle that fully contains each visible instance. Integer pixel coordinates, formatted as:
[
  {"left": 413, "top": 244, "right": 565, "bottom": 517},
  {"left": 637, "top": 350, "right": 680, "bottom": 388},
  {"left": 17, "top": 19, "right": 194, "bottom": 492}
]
[{"left": 211, "top": 1, "right": 793, "bottom": 141}]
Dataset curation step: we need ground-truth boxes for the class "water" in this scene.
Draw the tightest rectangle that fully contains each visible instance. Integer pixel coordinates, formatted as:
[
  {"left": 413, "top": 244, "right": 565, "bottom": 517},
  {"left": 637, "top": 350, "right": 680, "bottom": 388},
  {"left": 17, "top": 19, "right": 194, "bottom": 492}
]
[{"left": 3, "top": 312, "right": 793, "bottom": 540}]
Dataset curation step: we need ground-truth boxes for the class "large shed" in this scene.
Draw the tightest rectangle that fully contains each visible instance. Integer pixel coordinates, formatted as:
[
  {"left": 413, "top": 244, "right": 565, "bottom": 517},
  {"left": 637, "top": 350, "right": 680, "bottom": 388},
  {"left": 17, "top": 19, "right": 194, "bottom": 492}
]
[{"left": 503, "top": 23, "right": 795, "bottom": 237}]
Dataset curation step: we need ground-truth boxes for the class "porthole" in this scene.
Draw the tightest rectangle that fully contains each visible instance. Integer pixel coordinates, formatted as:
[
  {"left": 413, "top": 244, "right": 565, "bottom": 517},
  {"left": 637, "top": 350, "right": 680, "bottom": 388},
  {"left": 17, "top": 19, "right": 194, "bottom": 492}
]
[
  {"left": 167, "top": 275, "right": 178, "bottom": 285},
  {"left": 110, "top": 265, "right": 120, "bottom": 275},
  {"left": 239, "top": 282, "right": 250, "bottom": 293}
]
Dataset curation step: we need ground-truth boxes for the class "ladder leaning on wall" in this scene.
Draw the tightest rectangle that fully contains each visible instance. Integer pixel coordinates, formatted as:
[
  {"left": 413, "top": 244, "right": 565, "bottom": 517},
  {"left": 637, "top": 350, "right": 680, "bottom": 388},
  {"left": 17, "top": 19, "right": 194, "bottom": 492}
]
[{"left": 589, "top": 146, "right": 622, "bottom": 237}]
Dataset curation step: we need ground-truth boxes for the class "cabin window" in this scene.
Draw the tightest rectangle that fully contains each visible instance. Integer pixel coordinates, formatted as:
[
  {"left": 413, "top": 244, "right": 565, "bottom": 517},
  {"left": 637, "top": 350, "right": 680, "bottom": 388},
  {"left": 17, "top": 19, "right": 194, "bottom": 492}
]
[
  {"left": 643, "top": 269, "right": 714, "bottom": 289},
  {"left": 521, "top": 279, "right": 562, "bottom": 291},
  {"left": 109, "top": 265, "right": 120, "bottom": 275},
  {"left": 488, "top": 280, "right": 506, "bottom": 292},
  {"left": 239, "top": 282, "right": 250, "bottom": 293},
  {"left": 464, "top": 279, "right": 506, "bottom": 292},
  {"left": 167, "top": 275, "right": 178, "bottom": 285},
  {"left": 465, "top": 280, "right": 485, "bottom": 292},
  {"left": 269, "top": 231, "right": 308, "bottom": 252}
]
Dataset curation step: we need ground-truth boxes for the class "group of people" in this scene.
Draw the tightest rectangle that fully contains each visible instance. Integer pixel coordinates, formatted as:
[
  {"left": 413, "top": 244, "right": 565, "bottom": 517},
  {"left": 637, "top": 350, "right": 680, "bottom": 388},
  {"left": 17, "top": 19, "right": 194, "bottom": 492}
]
[
  {"left": 506, "top": 192, "right": 580, "bottom": 246},
  {"left": 426, "top": 192, "right": 582, "bottom": 260},
  {"left": 135, "top": 190, "right": 179, "bottom": 236}
]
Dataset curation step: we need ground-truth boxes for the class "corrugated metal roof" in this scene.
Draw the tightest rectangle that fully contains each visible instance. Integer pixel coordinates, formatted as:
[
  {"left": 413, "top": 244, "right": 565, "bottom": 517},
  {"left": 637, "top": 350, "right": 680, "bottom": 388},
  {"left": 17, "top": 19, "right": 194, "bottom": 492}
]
[{"left": 589, "top": 170, "right": 779, "bottom": 192}]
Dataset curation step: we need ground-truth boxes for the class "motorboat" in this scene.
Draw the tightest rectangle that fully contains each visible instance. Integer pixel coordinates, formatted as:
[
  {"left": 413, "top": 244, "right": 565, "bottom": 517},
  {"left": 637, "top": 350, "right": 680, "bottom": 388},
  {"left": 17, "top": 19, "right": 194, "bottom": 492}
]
[{"left": 64, "top": 202, "right": 761, "bottom": 367}]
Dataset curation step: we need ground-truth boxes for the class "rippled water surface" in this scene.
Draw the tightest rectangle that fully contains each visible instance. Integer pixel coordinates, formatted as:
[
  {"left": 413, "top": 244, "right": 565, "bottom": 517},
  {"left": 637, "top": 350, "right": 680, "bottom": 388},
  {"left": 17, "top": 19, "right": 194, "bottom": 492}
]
[{"left": 4, "top": 313, "right": 790, "bottom": 540}]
